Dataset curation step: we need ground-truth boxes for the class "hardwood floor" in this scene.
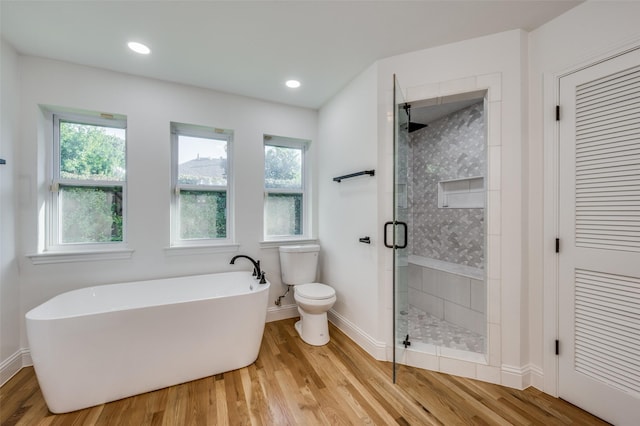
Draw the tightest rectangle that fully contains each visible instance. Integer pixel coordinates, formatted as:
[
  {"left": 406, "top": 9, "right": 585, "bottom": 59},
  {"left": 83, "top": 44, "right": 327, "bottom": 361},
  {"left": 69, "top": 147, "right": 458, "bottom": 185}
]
[{"left": 1, "top": 318, "right": 607, "bottom": 425}]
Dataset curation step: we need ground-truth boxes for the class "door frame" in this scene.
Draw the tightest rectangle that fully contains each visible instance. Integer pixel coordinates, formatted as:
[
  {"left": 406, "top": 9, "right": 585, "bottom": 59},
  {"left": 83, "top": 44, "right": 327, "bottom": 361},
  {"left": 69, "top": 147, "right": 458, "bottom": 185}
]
[{"left": 542, "top": 39, "right": 640, "bottom": 397}]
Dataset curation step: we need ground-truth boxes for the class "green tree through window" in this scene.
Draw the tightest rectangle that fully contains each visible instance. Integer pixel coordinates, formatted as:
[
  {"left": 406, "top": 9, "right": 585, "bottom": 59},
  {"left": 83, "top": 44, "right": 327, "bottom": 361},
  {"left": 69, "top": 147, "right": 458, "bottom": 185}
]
[
  {"left": 265, "top": 145, "right": 301, "bottom": 188},
  {"left": 264, "top": 138, "right": 307, "bottom": 238},
  {"left": 60, "top": 122, "right": 125, "bottom": 180},
  {"left": 55, "top": 117, "right": 126, "bottom": 244}
]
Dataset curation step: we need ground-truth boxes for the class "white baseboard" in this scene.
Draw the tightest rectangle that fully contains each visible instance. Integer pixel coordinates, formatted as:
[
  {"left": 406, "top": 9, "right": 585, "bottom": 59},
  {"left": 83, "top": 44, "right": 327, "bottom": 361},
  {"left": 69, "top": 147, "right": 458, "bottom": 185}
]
[
  {"left": 0, "top": 349, "right": 31, "bottom": 387},
  {"left": 266, "top": 305, "right": 387, "bottom": 361},
  {"left": 528, "top": 363, "right": 544, "bottom": 391},
  {"left": 0, "top": 350, "right": 22, "bottom": 387},
  {"left": 501, "top": 363, "right": 543, "bottom": 390},
  {"left": 22, "top": 349, "right": 33, "bottom": 368},
  {"left": 266, "top": 303, "right": 298, "bottom": 323},
  {"left": 328, "top": 309, "right": 387, "bottom": 360}
]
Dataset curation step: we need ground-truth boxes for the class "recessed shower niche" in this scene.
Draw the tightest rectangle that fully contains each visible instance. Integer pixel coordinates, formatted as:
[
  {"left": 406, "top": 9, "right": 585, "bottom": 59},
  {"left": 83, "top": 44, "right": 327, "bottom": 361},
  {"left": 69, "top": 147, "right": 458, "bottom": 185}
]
[{"left": 394, "top": 88, "right": 487, "bottom": 364}]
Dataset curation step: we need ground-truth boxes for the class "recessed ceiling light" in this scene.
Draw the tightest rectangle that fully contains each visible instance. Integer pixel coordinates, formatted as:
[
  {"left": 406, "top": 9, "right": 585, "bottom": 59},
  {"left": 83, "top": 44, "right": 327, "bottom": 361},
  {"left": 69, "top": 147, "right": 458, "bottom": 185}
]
[
  {"left": 128, "top": 41, "right": 151, "bottom": 55},
  {"left": 286, "top": 80, "right": 301, "bottom": 89}
]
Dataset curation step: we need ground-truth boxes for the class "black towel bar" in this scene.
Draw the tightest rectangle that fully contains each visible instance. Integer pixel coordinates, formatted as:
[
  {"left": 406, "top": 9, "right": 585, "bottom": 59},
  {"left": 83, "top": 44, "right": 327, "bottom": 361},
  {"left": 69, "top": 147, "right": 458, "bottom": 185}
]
[{"left": 333, "top": 170, "right": 375, "bottom": 182}]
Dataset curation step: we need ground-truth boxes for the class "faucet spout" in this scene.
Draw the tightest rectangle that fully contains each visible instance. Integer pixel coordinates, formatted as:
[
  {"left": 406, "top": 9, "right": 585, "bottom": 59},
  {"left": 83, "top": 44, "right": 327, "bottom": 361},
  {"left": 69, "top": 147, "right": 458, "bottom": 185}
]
[{"left": 230, "top": 255, "right": 261, "bottom": 278}]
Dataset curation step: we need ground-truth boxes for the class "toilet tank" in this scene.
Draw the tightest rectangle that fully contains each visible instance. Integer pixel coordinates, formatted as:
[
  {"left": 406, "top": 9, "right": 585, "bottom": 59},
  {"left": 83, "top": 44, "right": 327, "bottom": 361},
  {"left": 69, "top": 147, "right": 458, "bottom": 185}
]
[{"left": 279, "top": 245, "right": 320, "bottom": 285}]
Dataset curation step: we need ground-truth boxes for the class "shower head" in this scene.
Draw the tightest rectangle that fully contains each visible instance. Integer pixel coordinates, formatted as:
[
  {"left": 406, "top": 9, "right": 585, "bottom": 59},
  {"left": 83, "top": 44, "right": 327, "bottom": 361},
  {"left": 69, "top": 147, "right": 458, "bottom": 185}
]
[
  {"left": 403, "top": 103, "right": 428, "bottom": 133},
  {"left": 408, "top": 122, "right": 428, "bottom": 132}
]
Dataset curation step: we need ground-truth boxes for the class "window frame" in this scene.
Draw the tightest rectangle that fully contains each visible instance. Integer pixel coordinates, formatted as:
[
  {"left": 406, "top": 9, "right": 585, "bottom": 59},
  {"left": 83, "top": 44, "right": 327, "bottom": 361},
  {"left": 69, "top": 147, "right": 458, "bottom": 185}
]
[
  {"left": 263, "top": 135, "right": 310, "bottom": 241},
  {"left": 48, "top": 112, "right": 128, "bottom": 252},
  {"left": 170, "top": 122, "right": 234, "bottom": 247}
]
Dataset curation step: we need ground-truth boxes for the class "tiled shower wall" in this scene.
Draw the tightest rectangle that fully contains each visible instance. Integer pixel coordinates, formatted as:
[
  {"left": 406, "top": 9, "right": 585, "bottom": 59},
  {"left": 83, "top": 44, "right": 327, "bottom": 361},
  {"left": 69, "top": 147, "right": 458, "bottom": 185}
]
[
  {"left": 408, "top": 101, "right": 486, "bottom": 269},
  {"left": 408, "top": 261, "right": 486, "bottom": 337}
]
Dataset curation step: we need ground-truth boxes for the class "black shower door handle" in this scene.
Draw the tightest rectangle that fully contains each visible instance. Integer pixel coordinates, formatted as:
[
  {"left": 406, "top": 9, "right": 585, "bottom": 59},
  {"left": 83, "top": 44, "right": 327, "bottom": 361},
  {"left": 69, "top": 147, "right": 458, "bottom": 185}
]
[
  {"left": 397, "top": 221, "right": 408, "bottom": 249},
  {"left": 384, "top": 221, "right": 408, "bottom": 249},
  {"left": 384, "top": 221, "right": 394, "bottom": 248}
]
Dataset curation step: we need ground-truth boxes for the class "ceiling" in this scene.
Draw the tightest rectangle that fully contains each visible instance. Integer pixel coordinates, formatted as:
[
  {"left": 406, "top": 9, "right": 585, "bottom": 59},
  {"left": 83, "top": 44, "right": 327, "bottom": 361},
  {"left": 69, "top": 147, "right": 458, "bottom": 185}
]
[{"left": 0, "top": 1, "right": 581, "bottom": 109}]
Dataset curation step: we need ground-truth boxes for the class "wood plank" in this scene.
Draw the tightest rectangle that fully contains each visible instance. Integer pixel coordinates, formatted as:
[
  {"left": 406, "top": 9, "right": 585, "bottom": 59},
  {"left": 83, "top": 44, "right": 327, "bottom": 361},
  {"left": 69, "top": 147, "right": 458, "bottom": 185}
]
[
  {"left": 0, "top": 319, "right": 609, "bottom": 425},
  {"left": 1, "top": 368, "right": 39, "bottom": 425},
  {"left": 14, "top": 388, "right": 52, "bottom": 426},
  {"left": 182, "top": 377, "right": 211, "bottom": 426},
  {"left": 416, "top": 368, "right": 513, "bottom": 425},
  {"left": 304, "top": 344, "right": 397, "bottom": 425},
  {"left": 254, "top": 357, "right": 297, "bottom": 425}
]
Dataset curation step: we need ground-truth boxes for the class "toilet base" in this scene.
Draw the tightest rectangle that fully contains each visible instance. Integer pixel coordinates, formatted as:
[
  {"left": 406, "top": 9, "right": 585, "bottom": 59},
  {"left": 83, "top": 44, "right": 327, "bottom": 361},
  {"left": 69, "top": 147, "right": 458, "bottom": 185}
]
[{"left": 295, "top": 308, "right": 330, "bottom": 346}]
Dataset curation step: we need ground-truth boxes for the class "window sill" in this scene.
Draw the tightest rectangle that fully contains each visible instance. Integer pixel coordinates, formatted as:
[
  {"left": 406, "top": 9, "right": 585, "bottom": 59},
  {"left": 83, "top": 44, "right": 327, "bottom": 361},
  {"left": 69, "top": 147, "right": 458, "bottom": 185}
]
[
  {"left": 259, "top": 238, "right": 318, "bottom": 249},
  {"left": 27, "top": 249, "right": 134, "bottom": 265},
  {"left": 164, "top": 244, "right": 240, "bottom": 256}
]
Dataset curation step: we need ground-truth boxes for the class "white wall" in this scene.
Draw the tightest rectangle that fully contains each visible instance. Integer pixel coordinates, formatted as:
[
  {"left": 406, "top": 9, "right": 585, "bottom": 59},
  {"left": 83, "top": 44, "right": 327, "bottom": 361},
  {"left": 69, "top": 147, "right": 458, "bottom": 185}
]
[
  {"left": 15, "top": 56, "right": 317, "bottom": 350},
  {"left": 0, "top": 39, "right": 22, "bottom": 384},
  {"left": 376, "top": 30, "right": 529, "bottom": 387},
  {"left": 528, "top": 1, "right": 640, "bottom": 395},
  {"left": 317, "top": 64, "right": 384, "bottom": 356}
]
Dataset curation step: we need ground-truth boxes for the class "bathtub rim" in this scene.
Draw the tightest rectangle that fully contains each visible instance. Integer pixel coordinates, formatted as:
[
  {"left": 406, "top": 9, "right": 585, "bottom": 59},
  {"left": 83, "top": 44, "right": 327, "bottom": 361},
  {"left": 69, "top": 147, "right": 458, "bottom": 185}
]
[{"left": 26, "top": 271, "right": 270, "bottom": 321}]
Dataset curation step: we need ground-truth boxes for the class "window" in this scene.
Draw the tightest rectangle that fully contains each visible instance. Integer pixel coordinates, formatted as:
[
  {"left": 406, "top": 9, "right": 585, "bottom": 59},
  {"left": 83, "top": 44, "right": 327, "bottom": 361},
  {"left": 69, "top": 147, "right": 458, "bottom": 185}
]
[
  {"left": 171, "top": 123, "right": 232, "bottom": 245},
  {"left": 264, "top": 135, "right": 309, "bottom": 239},
  {"left": 50, "top": 113, "right": 127, "bottom": 249}
]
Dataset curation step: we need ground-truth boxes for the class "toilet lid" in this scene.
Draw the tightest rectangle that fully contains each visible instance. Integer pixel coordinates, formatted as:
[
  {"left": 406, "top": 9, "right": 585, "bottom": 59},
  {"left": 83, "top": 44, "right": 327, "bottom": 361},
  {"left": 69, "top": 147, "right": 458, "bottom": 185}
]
[{"left": 296, "top": 283, "right": 335, "bottom": 300}]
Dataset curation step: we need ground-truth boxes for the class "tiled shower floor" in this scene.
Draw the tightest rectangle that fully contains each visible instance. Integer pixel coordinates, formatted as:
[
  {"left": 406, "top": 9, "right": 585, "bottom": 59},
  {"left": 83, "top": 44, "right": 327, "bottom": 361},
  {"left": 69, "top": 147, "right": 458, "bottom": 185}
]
[{"left": 397, "top": 305, "right": 486, "bottom": 354}]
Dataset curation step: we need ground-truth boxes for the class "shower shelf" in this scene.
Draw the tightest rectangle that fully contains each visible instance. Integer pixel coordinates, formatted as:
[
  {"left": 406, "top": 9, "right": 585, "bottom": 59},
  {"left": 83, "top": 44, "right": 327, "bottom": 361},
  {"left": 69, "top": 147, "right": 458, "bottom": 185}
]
[
  {"left": 333, "top": 169, "right": 375, "bottom": 182},
  {"left": 438, "top": 176, "right": 484, "bottom": 208}
]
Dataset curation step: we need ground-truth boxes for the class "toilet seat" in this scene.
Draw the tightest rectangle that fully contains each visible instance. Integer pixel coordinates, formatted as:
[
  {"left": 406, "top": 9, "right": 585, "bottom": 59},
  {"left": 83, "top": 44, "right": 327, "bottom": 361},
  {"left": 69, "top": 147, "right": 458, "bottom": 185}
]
[{"left": 295, "top": 283, "right": 335, "bottom": 300}]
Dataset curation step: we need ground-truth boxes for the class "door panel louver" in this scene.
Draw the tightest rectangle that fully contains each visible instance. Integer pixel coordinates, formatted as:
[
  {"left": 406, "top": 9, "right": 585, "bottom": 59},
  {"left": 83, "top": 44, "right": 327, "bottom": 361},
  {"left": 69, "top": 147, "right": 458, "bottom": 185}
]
[
  {"left": 575, "top": 65, "right": 640, "bottom": 252},
  {"left": 574, "top": 269, "right": 640, "bottom": 396}
]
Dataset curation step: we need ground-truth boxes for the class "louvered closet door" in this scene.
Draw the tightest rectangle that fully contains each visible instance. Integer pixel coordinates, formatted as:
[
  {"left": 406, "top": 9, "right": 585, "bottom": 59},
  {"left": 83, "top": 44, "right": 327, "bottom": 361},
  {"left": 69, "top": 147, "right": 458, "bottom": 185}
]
[{"left": 559, "top": 47, "right": 640, "bottom": 426}]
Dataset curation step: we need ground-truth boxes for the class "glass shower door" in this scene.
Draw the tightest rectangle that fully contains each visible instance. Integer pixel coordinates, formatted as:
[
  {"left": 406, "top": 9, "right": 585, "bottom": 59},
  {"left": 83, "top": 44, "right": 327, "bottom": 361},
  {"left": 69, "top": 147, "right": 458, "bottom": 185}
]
[{"left": 392, "top": 75, "right": 410, "bottom": 383}]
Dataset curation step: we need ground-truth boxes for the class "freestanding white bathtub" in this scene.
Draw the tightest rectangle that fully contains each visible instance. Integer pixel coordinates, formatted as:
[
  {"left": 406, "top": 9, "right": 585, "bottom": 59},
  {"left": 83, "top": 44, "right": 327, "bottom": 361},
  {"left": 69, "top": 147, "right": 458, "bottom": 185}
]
[{"left": 26, "top": 271, "right": 270, "bottom": 414}]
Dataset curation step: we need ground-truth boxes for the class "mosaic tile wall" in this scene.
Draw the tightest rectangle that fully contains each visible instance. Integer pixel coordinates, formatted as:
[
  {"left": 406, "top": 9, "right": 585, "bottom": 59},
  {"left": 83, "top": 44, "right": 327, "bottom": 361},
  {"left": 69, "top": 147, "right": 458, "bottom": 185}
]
[{"left": 407, "top": 101, "right": 485, "bottom": 269}]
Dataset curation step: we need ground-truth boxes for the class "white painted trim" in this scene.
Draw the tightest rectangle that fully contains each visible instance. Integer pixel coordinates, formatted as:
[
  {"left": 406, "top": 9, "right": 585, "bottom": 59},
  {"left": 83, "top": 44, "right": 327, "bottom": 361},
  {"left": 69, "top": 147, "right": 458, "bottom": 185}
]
[
  {"left": 22, "top": 349, "right": 33, "bottom": 368},
  {"left": 0, "top": 351, "right": 23, "bottom": 386},
  {"left": 163, "top": 244, "right": 239, "bottom": 256},
  {"left": 259, "top": 238, "right": 318, "bottom": 249},
  {"left": 266, "top": 303, "right": 298, "bottom": 323},
  {"left": 529, "top": 364, "right": 544, "bottom": 391},
  {"left": 27, "top": 249, "right": 134, "bottom": 264},
  {"left": 0, "top": 349, "right": 32, "bottom": 387},
  {"left": 501, "top": 364, "right": 526, "bottom": 390},
  {"left": 501, "top": 363, "right": 543, "bottom": 390},
  {"left": 328, "top": 309, "right": 387, "bottom": 360}
]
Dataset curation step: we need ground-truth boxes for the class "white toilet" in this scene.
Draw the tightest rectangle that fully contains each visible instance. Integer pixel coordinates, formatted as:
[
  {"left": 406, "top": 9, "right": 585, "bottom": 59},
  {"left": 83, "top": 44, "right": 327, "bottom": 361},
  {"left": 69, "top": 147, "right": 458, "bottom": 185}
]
[{"left": 279, "top": 244, "right": 336, "bottom": 346}]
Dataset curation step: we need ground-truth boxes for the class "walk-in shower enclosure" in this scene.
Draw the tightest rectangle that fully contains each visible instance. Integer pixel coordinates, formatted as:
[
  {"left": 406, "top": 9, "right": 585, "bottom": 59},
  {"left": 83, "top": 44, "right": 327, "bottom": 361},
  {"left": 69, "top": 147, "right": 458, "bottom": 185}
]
[{"left": 393, "top": 78, "right": 487, "bottom": 380}]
